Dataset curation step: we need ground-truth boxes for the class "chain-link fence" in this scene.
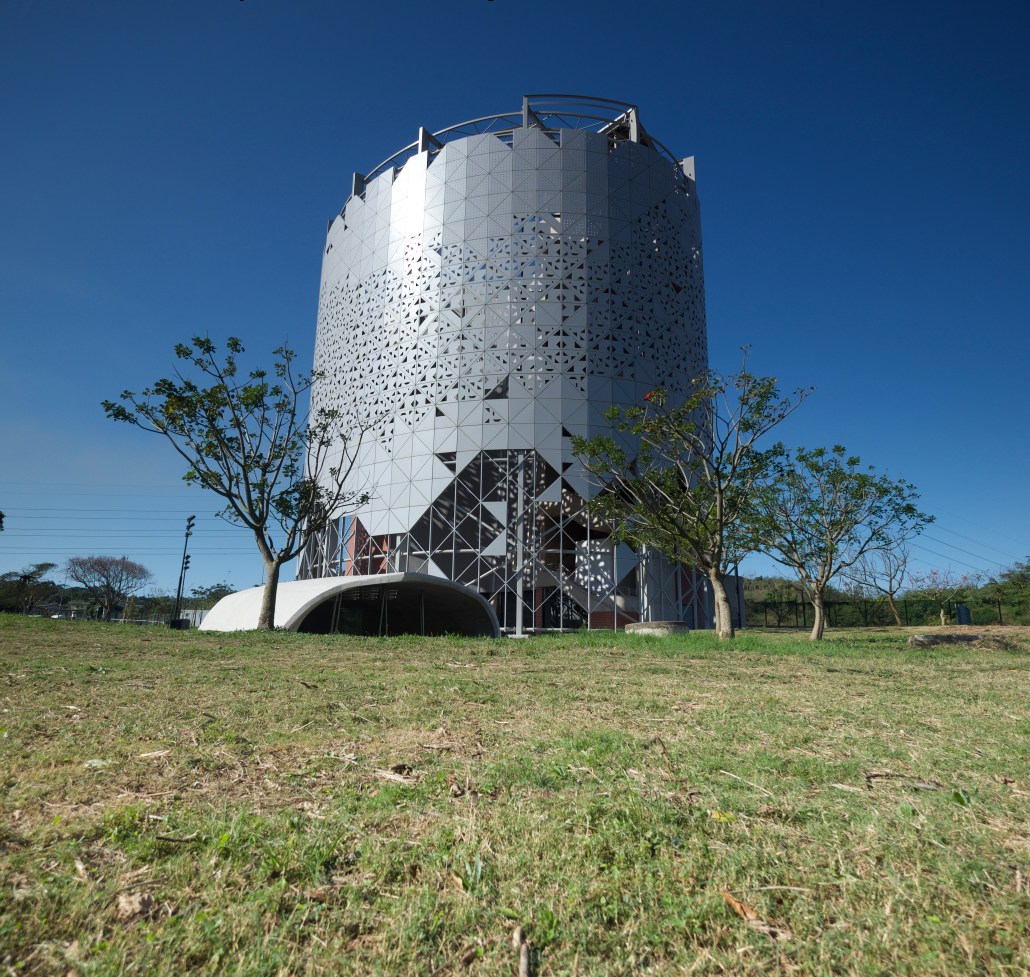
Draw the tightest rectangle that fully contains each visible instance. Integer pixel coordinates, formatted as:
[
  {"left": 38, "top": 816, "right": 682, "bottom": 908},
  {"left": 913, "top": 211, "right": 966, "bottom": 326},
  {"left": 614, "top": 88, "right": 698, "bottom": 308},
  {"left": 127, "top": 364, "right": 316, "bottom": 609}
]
[{"left": 746, "top": 595, "right": 1029, "bottom": 629}]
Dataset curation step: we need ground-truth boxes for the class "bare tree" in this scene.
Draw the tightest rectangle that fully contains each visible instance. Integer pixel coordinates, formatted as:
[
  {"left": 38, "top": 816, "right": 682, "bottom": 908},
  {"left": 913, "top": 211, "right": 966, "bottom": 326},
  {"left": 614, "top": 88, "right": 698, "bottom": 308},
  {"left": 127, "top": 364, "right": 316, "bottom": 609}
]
[
  {"left": 845, "top": 544, "right": 911, "bottom": 626},
  {"left": 907, "top": 569, "right": 980, "bottom": 626},
  {"left": 65, "top": 556, "right": 153, "bottom": 622},
  {"left": 103, "top": 337, "right": 369, "bottom": 630},
  {"left": 572, "top": 354, "right": 809, "bottom": 639},
  {"left": 753, "top": 446, "right": 932, "bottom": 640}
]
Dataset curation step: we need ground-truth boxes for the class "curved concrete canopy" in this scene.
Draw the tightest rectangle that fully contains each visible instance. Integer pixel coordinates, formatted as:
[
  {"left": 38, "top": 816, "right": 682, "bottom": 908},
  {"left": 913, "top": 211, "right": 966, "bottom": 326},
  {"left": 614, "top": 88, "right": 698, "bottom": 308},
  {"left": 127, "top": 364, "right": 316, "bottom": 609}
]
[{"left": 199, "top": 573, "right": 499, "bottom": 637}]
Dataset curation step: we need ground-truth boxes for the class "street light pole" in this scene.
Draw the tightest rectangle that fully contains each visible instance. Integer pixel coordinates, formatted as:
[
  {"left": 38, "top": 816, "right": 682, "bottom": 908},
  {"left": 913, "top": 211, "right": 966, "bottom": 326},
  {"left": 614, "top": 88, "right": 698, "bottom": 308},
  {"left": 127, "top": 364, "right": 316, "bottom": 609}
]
[{"left": 171, "top": 515, "right": 196, "bottom": 628}]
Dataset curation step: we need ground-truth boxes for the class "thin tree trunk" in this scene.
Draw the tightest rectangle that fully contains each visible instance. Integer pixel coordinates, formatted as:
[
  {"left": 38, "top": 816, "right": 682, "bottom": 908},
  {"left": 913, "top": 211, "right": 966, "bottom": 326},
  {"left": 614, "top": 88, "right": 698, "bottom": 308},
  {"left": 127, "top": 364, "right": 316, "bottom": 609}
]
[
  {"left": 887, "top": 594, "right": 903, "bottom": 627},
  {"left": 257, "top": 560, "right": 281, "bottom": 630},
  {"left": 938, "top": 606, "right": 948, "bottom": 626},
  {"left": 809, "top": 591, "right": 827, "bottom": 640},
  {"left": 709, "top": 571, "right": 734, "bottom": 640},
  {"left": 711, "top": 579, "right": 723, "bottom": 634}
]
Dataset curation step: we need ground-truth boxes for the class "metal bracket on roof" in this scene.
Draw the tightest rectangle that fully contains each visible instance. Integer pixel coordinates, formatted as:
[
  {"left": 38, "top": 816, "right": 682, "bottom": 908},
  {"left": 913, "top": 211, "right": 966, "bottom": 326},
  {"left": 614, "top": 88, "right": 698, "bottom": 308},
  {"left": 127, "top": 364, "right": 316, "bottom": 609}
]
[
  {"left": 417, "top": 127, "right": 443, "bottom": 153},
  {"left": 522, "top": 95, "right": 545, "bottom": 129},
  {"left": 600, "top": 106, "right": 642, "bottom": 144},
  {"left": 626, "top": 106, "right": 640, "bottom": 142},
  {"left": 351, "top": 172, "right": 367, "bottom": 198}
]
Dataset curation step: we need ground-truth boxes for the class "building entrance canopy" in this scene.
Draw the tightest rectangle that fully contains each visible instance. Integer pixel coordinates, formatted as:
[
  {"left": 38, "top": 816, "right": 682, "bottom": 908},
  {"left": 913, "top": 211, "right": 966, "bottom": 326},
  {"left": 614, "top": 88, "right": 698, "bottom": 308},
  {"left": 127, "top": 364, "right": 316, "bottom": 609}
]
[{"left": 199, "top": 573, "right": 500, "bottom": 637}]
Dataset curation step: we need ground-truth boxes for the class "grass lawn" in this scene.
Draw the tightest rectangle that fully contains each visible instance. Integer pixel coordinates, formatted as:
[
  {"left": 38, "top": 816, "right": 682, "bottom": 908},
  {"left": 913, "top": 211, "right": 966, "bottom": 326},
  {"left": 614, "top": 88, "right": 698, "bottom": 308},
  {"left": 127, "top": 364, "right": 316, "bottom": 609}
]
[{"left": 1, "top": 614, "right": 1028, "bottom": 975}]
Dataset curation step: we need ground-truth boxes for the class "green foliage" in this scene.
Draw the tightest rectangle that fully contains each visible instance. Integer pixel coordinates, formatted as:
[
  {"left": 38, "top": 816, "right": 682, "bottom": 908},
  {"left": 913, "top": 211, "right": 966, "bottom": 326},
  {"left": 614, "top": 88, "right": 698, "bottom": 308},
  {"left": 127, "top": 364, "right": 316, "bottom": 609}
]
[
  {"left": 891, "top": 560, "right": 1030, "bottom": 626},
  {"left": 103, "top": 336, "right": 371, "bottom": 628},
  {"left": 572, "top": 363, "right": 805, "bottom": 570},
  {"left": 755, "top": 446, "right": 930, "bottom": 595},
  {"left": 998, "top": 557, "right": 1030, "bottom": 591},
  {"left": 188, "top": 582, "right": 236, "bottom": 608},
  {"left": 64, "top": 555, "right": 153, "bottom": 622},
  {"left": 742, "top": 575, "right": 808, "bottom": 626},
  {"left": 571, "top": 355, "right": 809, "bottom": 637},
  {"left": 741, "top": 575, "right": 803, "bottom": 602},
  {"left": 983, "top": 557, "right": 1030, "bottom": 606},
  {"left": 752, "top": 446, "right": 932, "bottom": 639},
  {"left": 0, "top": 562, "right": 58, "bottom": 613},
  {"left": 103, "top": 337, "right": 365, "bottom": 561}
]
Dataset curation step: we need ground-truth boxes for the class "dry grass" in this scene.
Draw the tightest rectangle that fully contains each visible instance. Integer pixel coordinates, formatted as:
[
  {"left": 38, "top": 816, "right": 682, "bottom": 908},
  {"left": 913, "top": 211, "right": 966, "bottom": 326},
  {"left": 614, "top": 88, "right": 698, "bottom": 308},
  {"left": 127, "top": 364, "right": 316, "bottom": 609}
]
[{"left": 1, "top": 615, "right": 1028, "bottom": 975}]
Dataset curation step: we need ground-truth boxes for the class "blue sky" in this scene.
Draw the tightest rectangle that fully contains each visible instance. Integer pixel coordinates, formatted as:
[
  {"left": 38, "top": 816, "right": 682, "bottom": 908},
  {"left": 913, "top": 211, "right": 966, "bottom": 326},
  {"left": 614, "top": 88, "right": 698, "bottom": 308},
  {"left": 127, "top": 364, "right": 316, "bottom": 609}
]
[{"left": 1, "top": 0, "right": 1028, "bottom": 595}]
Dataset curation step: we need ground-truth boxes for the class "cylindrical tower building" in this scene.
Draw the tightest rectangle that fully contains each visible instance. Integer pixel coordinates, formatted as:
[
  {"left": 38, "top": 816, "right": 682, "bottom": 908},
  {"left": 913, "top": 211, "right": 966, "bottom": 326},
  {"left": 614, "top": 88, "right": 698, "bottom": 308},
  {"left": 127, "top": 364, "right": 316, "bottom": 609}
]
[{"left": 300, "top": 95, "right": 710, "bottom": 632}]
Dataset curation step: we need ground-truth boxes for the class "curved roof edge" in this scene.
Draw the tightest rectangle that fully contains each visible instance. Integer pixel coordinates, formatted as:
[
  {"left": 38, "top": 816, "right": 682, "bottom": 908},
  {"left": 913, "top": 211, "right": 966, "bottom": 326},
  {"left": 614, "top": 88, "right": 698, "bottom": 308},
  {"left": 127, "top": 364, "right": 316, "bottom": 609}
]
[
  {"left": 199, "top": 573, "right": 500, "bottom": 637},
  {"left": 339, "top": 93, "right": 688, "bottom": 213}
]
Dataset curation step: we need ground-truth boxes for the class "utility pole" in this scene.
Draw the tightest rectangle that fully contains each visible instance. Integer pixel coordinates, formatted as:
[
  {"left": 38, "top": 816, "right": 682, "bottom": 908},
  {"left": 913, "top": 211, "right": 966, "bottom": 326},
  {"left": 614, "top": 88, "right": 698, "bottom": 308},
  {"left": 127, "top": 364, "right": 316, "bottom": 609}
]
[{"left": 171, "top": 515, "right": 196, "bottom": 628}]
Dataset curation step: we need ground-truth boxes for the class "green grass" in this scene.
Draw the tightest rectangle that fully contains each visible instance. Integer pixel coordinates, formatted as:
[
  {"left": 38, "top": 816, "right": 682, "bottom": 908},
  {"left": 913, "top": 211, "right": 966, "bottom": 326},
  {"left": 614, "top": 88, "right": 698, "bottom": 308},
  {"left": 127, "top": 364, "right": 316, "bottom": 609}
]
[{"left": 1, "top": 615, "right": 1028, "bottom": 975}]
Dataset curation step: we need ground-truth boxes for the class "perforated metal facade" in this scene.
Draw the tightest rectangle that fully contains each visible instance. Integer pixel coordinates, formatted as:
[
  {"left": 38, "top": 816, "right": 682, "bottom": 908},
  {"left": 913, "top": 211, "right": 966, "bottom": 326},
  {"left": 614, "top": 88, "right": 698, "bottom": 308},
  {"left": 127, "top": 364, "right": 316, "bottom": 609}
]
[{"left": 299, "top": 96, "right": 712, "bottom": 631}]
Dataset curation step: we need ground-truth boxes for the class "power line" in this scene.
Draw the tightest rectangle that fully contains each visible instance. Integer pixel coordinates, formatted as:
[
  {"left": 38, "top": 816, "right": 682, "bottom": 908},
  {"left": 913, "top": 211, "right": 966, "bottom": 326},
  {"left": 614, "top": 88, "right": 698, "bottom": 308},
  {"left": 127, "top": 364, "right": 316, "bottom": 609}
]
[
  {"left": 0, "top": 491, "right": 201, "bottom": 500},
  {"left": 918, "top": 533, "right": 1009, "bottom": 571},
  {"left": 931, "top": 510, "right": 1030, "bottom": 553},
  {"left": 3, "top": 530, "right": 241, "bottom": 537},
  {"left": 908, "top": 542, "right": 989, "bottom": 576},
  {"left": 0, "top": 543, "right": 255, "bottom": 551},
  {"left": 1, "top": 546, "right": 256, "bottom": 555},
  {"left": 0, "top": 480, "right": 189, "bottom": 489},
  {"left": 931, "top": 524, "right": 1026, "bottom": 562},
  {"left": 9, "top": 509, "right": 220, "bottom": 517}
]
